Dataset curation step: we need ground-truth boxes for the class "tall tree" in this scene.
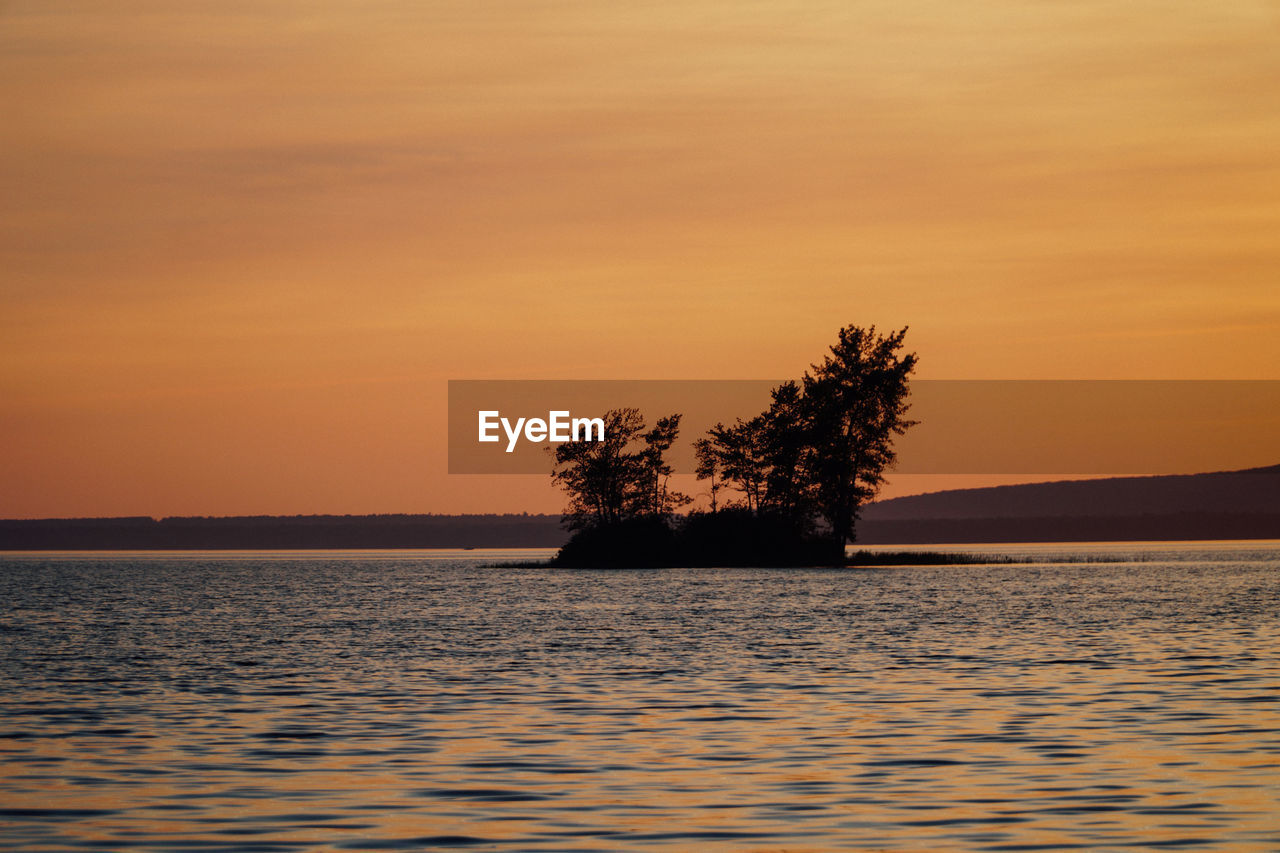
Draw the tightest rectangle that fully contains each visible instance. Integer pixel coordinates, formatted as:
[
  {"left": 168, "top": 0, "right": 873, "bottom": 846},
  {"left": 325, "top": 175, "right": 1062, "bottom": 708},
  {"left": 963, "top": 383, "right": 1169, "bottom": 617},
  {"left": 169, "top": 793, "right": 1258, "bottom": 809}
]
[
  {"left": 756, "top": 380, "right": 813, "bottom": 529},
  {"left": 692, "top": 325, "right": 917, "bottom": 554},
  {"left": 692, "top": 437, "right": 723, "bottom": 512},
  {"left": 801, "top": 325, "right": 917, "bottom": 549},
  {"left": 702, "top": 417, "right": 767, "bottom": 512},
  {"left": 635, "top": 414, "right": 691, "bottom": 518}
]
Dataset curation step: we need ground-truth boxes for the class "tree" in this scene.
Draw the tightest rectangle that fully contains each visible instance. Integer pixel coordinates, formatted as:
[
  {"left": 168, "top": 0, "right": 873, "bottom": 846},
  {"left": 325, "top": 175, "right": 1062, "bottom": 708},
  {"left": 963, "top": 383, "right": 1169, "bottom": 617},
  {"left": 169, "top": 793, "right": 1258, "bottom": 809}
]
[
  {"left": 756, "top": 380, "right": 813, "bottom": 530},
  {"left": 696, "top": 382, "right": 811, "bottom": 524},
  {"left": 702, "top": 417, "right": 767, "bottom": 512},
  {"left": 635, "top": 414, "right": 691, "bottom": 518},
  {"left": 692, "top": 325, "right": 917, "bottom": 557},
  {"left": 692, "top": 437, "right": 723, "bottom": 512},
  {"left": 551, "top": 407, "right": 645, "bottom": 530},
  {"left": 801, "top": 325, "right": 917, "bottom": 549},
  {"left": 552, "top": 325, "right": 917, "bottom": 567},
  {"left": 551, "top": 407, "right": 687, "bottom": 531}
]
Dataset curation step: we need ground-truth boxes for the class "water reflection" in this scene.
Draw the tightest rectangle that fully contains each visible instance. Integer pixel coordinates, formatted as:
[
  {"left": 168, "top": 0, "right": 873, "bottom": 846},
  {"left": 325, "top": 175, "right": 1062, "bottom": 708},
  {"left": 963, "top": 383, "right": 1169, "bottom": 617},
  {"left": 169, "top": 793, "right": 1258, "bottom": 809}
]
[{"left": 1, "top": 544, "right": 1277, "bottom": 849}]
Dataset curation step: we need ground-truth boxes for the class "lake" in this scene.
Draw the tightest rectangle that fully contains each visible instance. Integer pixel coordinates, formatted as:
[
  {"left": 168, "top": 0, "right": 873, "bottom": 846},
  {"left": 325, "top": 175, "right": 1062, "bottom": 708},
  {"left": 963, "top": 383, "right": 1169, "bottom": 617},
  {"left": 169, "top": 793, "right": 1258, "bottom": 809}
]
[{"left": 1, "top": 542, "right": 1277, "bottom": 850}]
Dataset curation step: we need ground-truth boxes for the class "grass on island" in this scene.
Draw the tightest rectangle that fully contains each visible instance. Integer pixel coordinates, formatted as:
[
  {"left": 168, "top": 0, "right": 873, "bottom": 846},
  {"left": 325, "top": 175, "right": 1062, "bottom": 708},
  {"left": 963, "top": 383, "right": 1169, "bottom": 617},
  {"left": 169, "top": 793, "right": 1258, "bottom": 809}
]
[
  {"left": 483, "top": 516, "right": 1133, "bottom": 569},
  {"left": 488, "top": 548, "right": 1136, "bottom": 569},
  {"left": 845, "top": 550, "right": 1016, "bottom": 566},
  {"left": 488, "top": 550, "right": 1019, "bottom": 569}
]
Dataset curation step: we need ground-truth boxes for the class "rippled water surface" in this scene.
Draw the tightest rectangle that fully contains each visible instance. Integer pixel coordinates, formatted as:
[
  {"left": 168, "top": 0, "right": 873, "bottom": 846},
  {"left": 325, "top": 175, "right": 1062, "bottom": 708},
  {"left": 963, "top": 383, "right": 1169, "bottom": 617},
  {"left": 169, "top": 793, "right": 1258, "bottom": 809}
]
[{"left": 1, "top": 543, "right": 1278, "bottom": 850}]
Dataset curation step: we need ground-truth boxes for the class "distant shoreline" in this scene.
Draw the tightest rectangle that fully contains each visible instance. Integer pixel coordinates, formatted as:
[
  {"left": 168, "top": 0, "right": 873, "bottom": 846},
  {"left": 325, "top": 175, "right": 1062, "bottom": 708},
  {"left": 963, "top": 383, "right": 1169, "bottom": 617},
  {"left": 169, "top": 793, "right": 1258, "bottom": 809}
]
[
  {"left": 4, "top": 464, "right": 1276, "bottom": 550},
  {"left": 2, "top": 511, "right": 1278, "bottom": 550}
]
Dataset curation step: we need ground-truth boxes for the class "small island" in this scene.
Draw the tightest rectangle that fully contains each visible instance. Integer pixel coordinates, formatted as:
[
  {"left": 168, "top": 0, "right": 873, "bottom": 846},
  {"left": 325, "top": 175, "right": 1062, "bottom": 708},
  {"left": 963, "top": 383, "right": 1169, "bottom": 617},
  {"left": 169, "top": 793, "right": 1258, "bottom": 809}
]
[{"left": 541, "top": 324, "right": 972, "bottom": 568}]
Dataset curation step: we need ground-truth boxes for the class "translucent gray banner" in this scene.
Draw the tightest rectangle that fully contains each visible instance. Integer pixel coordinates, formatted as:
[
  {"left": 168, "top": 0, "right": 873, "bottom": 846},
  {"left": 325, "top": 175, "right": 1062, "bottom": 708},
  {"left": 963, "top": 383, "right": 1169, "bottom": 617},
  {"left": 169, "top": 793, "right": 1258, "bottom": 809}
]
[{"left": 448, "top": 380, "right": 1280, "bottom": 475}]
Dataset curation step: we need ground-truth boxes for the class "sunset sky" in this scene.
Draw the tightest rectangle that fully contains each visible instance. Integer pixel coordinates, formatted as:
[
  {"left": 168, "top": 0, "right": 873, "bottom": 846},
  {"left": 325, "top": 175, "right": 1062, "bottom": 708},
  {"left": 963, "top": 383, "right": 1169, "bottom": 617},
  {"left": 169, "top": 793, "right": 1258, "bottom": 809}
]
[{"left": 2, "top": 1, "right": 1278, "bottom": 518}]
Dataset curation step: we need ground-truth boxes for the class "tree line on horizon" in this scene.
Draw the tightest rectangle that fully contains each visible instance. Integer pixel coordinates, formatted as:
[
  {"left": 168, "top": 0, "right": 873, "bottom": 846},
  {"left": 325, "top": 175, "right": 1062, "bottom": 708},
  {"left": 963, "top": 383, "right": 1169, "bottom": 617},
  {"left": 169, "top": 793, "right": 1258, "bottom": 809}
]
[{"left": 549, "top": 325, "right": 918, "bottom": 566}]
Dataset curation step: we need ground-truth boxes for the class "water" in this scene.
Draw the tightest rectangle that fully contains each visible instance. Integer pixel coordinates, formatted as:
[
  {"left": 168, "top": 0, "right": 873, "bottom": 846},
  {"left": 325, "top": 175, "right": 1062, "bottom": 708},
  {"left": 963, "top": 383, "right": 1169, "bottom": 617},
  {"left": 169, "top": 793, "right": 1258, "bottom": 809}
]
[{"left": 1, "top": 543, "right": 1277, "bottom": 850}]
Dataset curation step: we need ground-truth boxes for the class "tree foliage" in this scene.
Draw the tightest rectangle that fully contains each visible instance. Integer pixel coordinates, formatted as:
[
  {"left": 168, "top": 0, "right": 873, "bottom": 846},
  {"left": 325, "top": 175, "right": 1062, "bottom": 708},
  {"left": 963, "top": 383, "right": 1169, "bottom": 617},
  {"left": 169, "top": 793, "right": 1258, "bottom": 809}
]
[
  {"left": 801, "top": 325, "right": 917, "bottom": 546},
  {"left": 550, "top": 324, "right": 917, "bottom": 565},
  {"left": 551, "top": 407, "right": 689, "bottom": 531},
  {"left": 696, "top": 325, "right": 917, "bottom": 548}
]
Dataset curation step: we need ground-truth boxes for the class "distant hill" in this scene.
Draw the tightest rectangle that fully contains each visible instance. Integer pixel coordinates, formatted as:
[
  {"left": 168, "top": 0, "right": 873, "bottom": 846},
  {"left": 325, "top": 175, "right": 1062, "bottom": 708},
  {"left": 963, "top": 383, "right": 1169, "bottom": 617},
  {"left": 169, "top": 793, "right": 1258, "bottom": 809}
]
[
  {"left": 2, "top": 465, "right": 1278, "bottom": 549},
  {"left": 857, "top": 464, "right": 1280, "bottom": 543}
]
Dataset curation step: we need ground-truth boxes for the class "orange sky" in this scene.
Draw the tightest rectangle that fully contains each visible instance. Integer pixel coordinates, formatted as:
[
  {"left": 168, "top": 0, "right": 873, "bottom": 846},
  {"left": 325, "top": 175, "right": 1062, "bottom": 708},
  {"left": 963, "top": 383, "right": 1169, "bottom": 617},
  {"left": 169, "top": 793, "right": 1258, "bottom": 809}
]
[{"left": 2, "top": 1, "right": 1279, "bottom": 518}]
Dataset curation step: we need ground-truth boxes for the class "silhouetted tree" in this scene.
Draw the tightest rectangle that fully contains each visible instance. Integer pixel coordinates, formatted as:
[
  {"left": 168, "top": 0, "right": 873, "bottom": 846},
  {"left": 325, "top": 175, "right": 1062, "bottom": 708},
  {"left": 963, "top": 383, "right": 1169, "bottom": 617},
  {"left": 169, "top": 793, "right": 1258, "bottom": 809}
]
[
  {"left": 801, "top": 325, "right": 917, "bottom": 549},
  {"left": 551, "top": 407, "right": 687, "bottom": 530},
  {"left": 693, "top": 325, "right": 917, "bottom": 555},
  {"left": 702, "top": 417, "right": 767, "bottom": 512},
  {"left": 636, "top": 414, "right": 692, "bottom": 518},
  {"left": 756, "top": 380, "right": 813, "bottom": 530},
  {"left": 696, "top": 382, "right": 810, "bottom": 525},
  {"left": 553, "top": 325, "right": 916, "bottom": 566},
  {"left": 551, "top": 407, "right": 645, "bottom": 530},
  {"left": 692, "top": 437, "right": 723, "bottom": 512}
]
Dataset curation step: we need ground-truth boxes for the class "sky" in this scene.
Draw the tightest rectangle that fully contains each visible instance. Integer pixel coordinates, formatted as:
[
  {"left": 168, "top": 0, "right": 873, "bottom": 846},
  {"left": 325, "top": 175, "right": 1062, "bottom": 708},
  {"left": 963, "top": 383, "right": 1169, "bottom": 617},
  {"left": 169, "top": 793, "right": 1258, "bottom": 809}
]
[{"left": 2, "top": 0, "right": 1279, "bottom": 518}]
